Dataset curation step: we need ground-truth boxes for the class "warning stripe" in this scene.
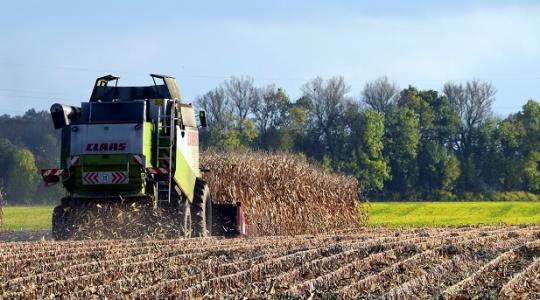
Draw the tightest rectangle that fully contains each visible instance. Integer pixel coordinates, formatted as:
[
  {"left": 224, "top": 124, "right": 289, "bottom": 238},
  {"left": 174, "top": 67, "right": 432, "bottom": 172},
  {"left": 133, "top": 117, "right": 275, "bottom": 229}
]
[
  {"left": 111, "top": 172, "right": 118, "bottom": 184},
  {"left": 68, "top": 156, "right": 80, "bottom": 168},
  {"left": 133, "top": 154, "right": 145, "bottom": 167},
  {"left": 41, "top": 169, "right": 65, "bottom": 176},
  {"left": 111, "top": 172, "right": 128, "bottom": 184},
  {"left": 82, "top": 172, "right": 99, "bottom": 184},
  {"left": 82, "top": 172, "right": 128, "bottom": 185},
  {"left": 146, "top": 167, "right": 169, "bottom": 174}
]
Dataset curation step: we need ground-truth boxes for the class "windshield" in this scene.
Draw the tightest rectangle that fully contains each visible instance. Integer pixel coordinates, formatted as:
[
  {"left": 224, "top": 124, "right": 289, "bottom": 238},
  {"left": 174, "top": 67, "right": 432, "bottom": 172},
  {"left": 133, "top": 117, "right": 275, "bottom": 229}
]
[{"left": 79, "top": 101, "right": 146, "bottom": 123}]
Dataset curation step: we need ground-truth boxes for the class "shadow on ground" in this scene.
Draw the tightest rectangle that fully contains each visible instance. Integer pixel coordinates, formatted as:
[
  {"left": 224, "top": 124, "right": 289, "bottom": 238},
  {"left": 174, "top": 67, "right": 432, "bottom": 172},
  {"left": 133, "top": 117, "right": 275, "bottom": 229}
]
[{"left": 0, "top": 230, "right": 52, "bottom": 242}]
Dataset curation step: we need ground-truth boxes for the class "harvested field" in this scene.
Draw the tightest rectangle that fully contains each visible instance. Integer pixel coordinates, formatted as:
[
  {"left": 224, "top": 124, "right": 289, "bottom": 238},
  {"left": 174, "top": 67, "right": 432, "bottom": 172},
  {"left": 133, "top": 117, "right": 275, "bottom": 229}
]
[
  {"left": 201, "top": 151, "right": 364, "bottom": 236},
  {"left": 1, "top": 226, "right": 540, "bottom": 299}
]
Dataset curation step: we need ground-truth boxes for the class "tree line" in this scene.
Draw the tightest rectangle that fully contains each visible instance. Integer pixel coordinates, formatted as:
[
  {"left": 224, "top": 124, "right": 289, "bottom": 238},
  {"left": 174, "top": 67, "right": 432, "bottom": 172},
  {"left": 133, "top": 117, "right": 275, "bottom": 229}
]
[
  {"left": 0, "top": 76, "right": 538, "bottom": 204},
  {"left": 197, "top": 76, "right": 540, "bottom": 201},
  {"left": 0, "top": 110, "right": 63, "bottom": 204}
]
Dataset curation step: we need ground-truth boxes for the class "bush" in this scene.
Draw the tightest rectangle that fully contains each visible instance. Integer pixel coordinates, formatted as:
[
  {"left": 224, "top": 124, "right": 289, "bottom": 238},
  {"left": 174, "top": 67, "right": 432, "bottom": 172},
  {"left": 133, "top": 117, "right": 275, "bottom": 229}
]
[
  {"left": 460, "top": 192, "right": 488, "bottom": 201},
  {"left": 488, "top": 191, "right": 540, "bottom": 202},
  {"left": 433, "top": 190, "right": 457, "bottom": 201}
]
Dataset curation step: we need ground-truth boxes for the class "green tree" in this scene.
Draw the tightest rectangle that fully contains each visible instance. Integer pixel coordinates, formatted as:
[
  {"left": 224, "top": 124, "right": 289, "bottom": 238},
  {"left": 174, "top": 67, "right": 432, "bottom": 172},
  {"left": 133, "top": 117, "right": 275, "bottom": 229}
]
[
  {"left": 523, "top": 151, "right": 540, "bottom": 191},
  {"left": 442, "top": 154, "right": 461, "bottom": 191},
  {"left": 416, "top": 143, "right": 461, "bottom": 197},
  {"left": 496, "top": 116, "right": 525, "bottom": 189},
  {"left": 354, "top": 110, "right": 390, "bottom": 194},
  {"left": 7, "top": 149, "right": 38, "bottom": 203},
  {"left": 496, "top": 100, "right": 540, "bottom": 191},
  {"left": 284, "top": 96, "right": 312, "bottom": 152},
  {"left": 519, "top": 100, "right": 540, "bottom": 191},
  {"left": 468, "top": 118, "right": 500, "bottom": 191},
  {"left": 0, "top": 139, "right": 38, "bottom": 204},
  {"left": 520, "top": 100, "right": 540, "bottom": 152},
  {"left": 443, "top": 80, "right": 496, "bottom": 191},
  {"left": 383, "top": 106, "right": 420, "bottom": 194},
  {"left": 0, "top": 110, "right": 60, "bottom": 168},
  {"left": 207, "top": 115, "right": 258, "bottom": 150},
  {"left": 398, "top": 86, "right": 461, "bottom": 197}
]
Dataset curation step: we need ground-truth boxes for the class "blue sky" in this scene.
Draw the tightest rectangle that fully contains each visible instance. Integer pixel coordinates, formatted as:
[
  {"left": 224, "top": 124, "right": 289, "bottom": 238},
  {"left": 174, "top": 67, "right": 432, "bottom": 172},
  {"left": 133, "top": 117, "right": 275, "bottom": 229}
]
[{"left": 1, "top": 0, "right": 539, "bottom": 117}]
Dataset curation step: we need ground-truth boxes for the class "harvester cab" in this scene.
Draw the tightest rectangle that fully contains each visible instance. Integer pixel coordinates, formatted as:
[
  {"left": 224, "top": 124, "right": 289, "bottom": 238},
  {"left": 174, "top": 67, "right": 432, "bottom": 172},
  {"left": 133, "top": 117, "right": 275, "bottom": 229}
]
[{"left": 42, "top": 74, "right": 246, "bottom": 239}]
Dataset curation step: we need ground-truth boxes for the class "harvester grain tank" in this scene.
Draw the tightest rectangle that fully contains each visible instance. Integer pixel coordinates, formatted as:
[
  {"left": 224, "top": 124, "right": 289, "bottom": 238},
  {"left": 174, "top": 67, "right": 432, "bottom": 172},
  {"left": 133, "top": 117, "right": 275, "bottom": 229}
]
[{"left": 42, "top": 74, "right": 247, "bottom": 239}]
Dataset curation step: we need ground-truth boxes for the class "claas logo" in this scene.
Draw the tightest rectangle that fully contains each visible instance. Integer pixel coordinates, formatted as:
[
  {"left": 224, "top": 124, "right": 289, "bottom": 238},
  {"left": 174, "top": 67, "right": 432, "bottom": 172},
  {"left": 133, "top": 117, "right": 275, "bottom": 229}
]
[{"left": 86, "top": 143, "right": 127, "bottom": 151}]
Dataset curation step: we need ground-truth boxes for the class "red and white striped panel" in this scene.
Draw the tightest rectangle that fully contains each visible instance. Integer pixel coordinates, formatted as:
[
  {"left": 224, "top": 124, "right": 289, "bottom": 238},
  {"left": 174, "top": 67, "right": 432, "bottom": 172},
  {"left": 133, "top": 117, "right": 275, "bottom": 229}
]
[
  {"left": 82, "top": 172, "right": 99, "bottom": 185},
  {"left": 67, "top": 156, "right": 80, "bottom": 168},
  {"left": 111, "top": 171, "right": 128, "bottom": 184},
  {"left": 146, "top": 167, "right": 169, "bottom": 175},
  {"left": 82, "top": 171, "right": 128, "bottom": 185},
  {"left": 133, "top": 154, "right": 145, "bottom": 167},
  {"left": 41, "top": 169, "right": 65, "bottom": 177}
]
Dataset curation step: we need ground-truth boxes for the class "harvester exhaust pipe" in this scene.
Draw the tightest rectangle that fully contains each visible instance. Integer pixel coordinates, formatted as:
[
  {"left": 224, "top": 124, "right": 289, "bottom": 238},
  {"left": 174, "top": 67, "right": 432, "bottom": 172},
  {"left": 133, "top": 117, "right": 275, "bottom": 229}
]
[{"left": 50, "top": 103, "right": 81, "bottom": 129}]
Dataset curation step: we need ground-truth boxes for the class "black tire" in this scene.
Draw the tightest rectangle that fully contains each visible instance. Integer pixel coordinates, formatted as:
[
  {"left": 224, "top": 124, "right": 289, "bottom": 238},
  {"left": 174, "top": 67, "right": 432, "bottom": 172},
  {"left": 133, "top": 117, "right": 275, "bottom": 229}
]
[
  {"left": 179, "top": 198, "right": 192, "bottom": 238},
  {"left": 149, "top": 181, "right": 159, "bottom": 208},
  {"left": 171, "top": 185, "right": 192, "bottom": 238},
  {"left": 52, "top": 205, "right": 69, "bottom": 240},
  {"left": 191, "top": 179, "right": 212, "bottom": 237}
]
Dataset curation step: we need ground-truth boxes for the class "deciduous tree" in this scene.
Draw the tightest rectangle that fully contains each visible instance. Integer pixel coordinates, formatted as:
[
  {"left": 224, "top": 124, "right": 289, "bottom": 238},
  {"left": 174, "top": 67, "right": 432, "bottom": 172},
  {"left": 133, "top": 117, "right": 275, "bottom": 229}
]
[{"left": 361, "top": 76, "right": 399, "bottom": 113}]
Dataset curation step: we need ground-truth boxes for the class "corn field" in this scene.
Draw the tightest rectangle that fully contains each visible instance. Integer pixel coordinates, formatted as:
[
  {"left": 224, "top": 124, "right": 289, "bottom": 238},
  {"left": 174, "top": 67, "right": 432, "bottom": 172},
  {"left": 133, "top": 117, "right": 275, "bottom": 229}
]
[
  {"left": 201, "top": 151, "right": 365, "bottom": 236},
  {"left": 1, "top": 226, "right": 540, "bottom": 299}
]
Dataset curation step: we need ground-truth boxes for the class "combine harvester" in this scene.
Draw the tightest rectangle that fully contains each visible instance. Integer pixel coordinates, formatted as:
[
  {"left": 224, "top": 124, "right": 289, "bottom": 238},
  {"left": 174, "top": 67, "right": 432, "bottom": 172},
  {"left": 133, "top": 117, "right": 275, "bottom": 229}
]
[{"left": 41, "top": 74, "right": 246, "bottom": 239}]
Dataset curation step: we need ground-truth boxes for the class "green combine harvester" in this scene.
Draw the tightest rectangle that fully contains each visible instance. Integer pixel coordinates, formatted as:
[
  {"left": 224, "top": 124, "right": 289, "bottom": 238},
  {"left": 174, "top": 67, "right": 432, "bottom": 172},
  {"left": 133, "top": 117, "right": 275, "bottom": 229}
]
[{"left": 41, "top": 74, "right": 246, "bottom": 239}]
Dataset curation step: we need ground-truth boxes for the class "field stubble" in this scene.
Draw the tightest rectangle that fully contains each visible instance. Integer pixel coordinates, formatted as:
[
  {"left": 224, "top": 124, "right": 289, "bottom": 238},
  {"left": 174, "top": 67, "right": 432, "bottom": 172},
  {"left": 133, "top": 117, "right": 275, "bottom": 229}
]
[{"left": 1, "top": 226, "right": 540, "bottom": 299}]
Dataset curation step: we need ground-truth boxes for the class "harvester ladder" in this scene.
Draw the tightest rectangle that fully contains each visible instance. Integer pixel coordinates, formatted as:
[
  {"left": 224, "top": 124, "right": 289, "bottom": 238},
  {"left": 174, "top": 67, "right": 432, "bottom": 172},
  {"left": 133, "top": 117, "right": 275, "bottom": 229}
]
[{"left": 155, "top": 100, "right": 176, "bottom": 205}]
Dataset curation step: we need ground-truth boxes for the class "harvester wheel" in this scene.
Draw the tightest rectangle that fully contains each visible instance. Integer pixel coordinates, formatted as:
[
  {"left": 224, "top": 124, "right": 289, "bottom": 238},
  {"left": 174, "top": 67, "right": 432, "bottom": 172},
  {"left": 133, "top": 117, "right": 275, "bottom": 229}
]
[
  {"left": 52, "top": 205, "right": 69, "bottom": 240},
  {"left": 191, "top": 179, "right": 212, "bottom": 237},
  {"left": 179, "top": 199, "right": 192, "bottom": 238}
]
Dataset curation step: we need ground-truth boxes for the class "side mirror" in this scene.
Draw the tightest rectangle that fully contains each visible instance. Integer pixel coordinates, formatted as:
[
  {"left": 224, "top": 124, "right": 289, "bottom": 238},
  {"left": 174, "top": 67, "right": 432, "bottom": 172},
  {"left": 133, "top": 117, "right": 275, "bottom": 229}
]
[{"left": 199, "top": 111, "right": 208, "bottom": 128}]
